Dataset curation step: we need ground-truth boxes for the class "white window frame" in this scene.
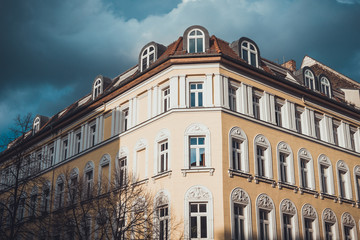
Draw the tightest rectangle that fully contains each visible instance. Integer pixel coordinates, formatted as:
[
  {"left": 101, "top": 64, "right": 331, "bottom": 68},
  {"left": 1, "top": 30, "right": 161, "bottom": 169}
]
[
  {"left": 74, "top": 129, "right": 82, "bottom": 155},
  {"left": 228, "top": 83, "right": 239, "bottom": 112},
  {"left": 320, "top": 77, "right": 331, "bottom": 97},
  {"left": 304, "top": 69, "right": 315, "bottom": 90},
  {"left": 47, "top": 143, "right": 55, "bottom": 168},
  {"left": 254, "top": 135, "right": 272, "bottom": 179},
  {"left": 277, "top": 142, "right": 295, "bottom": 185},
  {"left": 98, "top": 154, "right": 111, "bottom": 194},
  {"left": 301, "top": 204, "right": 320, "bottom": 240},
  {"left": 161, "top": 87, "right": 171, "bottom": 113},
  {"left": 252, "top": 90, "right": 262, "bottom": 120},
  {"left": 279, "top": 199, "right": 299, "bottom": 240},
  {"left": 154, "top": 129, "right": 171, "bottom": 175},
  {"left": 295, "top": 106, "right": 304, "bottom": 134},
  {"left": 29, "top": 186, "right": 38, "bottom": 217},
  {"left": 84, "top": 161, "right": 94, "bottom": 199},
  {"left": 141, "top": 45, "right": 155, "bottom": 72},
  {"left": 88, "top": 121, "right": 97, "bottom": 147},
  {"left": 230, "top": 188, "right": 252, "bottom": 240},
  {"left": 354, "top": 166, "right": 360, "bottom": 202},
  {"left": 55, "top": 175, "right": 65, "bottom": 210},
  {"left": 229, "top": 127, "right": 249, "bottom": 173},
  {"left": 187, "top": 29, "right": 205, "bottom": 53},
  {"left": 256, "top": 193, "right": 276, "bottom": 240},
  {"left": 133, "top": 138, "right": 148, "bottom": 180},
  {"left": 184, "top": 185, "right": 213, "bottom": 239},
  {"left": 116, "top": 146, "right": 128, "bottom": 187},
  {"left": 154, "top": 190, "right": 170, "bottom": 240},
  {"left": 341, "top": 212, "right": 357, "bottom": 240},
  {"left": 318, "top": 154, "right": 335, "bottom": 195},
  {"left": 298, "top": 148, "right": 315, "bottom": 190},
  {"left": 61, "top": 137, "right": 69, "bottom": 161},
  {"left": 122, "top": 107, "right": 129, "bottom": 132},
  {"left": 68, "top": 168, "right": 79, "bottom": 204},
  {"left": 41, "top": 181, "right": 51, "bottom": 214},
  {"left": 336, "top": 160, "right": 352, "bottom": 200},
  {"left": 93, "top": 78, "right": 102, "bottom": 99},
  {"left": 322, "top": 208, "right": 340, "bottom": 240},
  {"left": 33, "top": 117, "right": 40, "bottom": 133},
  {"left": 189, "top": 82, "right": 204, "bottom": 107},
  {"left": 240, "top": 41, "right": 258, "bottom": 67},
  {"left": 275, "top": 98, "right": 285, "bottom": 127}
]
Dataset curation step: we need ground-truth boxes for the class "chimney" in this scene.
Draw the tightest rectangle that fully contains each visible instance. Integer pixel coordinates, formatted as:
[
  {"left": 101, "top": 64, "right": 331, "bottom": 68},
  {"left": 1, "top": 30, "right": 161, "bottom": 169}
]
[{"left": 282, "top": 60, "right": 296, "bottom": 72}]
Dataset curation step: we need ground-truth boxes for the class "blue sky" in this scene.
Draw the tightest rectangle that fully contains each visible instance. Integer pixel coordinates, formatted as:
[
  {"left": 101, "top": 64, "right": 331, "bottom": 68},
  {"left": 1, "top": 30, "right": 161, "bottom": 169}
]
[{"left": 0, "top": 0, "right": 360, "bottom": 138}]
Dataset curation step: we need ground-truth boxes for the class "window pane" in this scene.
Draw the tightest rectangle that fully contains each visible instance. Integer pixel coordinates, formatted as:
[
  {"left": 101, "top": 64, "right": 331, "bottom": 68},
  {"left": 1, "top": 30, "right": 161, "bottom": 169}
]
[
  {"left": 190, "top": 204, "right": 198, "bottom": 213},
  {"left": 198, "top": 92, "right": 203, "bottom": 106},
  {"left": 200, "top": 216, "right": 207, "bottom": 238},
  {"left": 250, "top": 52, "right": 256, "bottom": 66},
  {"left": 189, "top": 39, "right": 195, "bottom": 53},
  {"left": 190, "top": 217, "right": 197, "bottom": 238},
  {"left": 190, "top": 137, "right": 197, "bottom": 145},
  {"left": 198, "top": 137, "right": 204, "bottom": 145},
  {"left": 242, "top": 49, "right": 248, "bottom": 63},
  {"left": 190, "top": 148, "right": 197, "bottom": 166},
  {"left": 199, "top": 148, "right": 205, "bottom": 166},
  {"left": 199, "top": 204, "right": 206, "bottom": 212},
  {"left": 190, "top": 93, "right": 196, "bottom": 107},
  {"left": 197, "top": 38, "right": 203, "bottom": 52}
]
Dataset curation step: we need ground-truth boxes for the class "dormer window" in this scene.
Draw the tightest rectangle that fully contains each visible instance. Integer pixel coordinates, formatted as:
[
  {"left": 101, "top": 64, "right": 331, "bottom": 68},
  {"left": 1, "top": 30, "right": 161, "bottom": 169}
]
[
  {"left": 320, "top": 76, "right": 331, "bottom": 97},
  {"left": 93, "top": 78, "right": 102, "bottom": 99},
  {"left": 33, "top": 117, "right": 40, "bottom": 134},
  {"left": 188, "top": 29, "right": 204, "bottom": 53},
  {"left": 304, "top": 69, "right": 315, "bottom": 90},
  {"left": 241, "top": 41, "right": 258, "bottom": 67},
  {"left": 141, "top": 45, "right": 155, "bottom": 71}
]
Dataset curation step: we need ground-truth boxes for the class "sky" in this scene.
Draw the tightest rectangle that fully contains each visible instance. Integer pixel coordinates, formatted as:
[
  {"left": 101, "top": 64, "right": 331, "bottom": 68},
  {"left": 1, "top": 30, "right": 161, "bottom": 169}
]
[{"left": 1, "top": 0, "right": 360, "bottom": 138}]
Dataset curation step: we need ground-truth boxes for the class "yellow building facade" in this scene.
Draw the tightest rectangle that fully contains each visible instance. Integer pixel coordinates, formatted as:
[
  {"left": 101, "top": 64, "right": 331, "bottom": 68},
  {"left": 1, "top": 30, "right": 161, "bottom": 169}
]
[{"left": 1, "top": 25, "right": 360, "bottom": 239}]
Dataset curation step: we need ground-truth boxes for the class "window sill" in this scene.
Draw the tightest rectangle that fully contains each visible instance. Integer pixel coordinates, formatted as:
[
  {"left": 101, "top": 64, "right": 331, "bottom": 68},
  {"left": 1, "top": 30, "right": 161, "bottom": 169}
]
[
  {"left": 277, "top": 181, "right": 298, "bottom": 193},
  {"left": 338, "top": 197, "right": 356, "bottom": 206},
  {"left": 319, "top": 192, "right": 337, "bottom": 202},
  {"left": 299, "top": 187, "right": 319, "bottom": 198},
  {"left": 228, "top": 169, "right": 252, "bottom": 182},
  {"left": 152, "top": 170, "right": 172, "bottom": 180},
  {"left": 254, "top": 175, "right": 276, "bottom": 187},
  {"left": 181, "top": 168, "right": 215, "bottom": 177}
]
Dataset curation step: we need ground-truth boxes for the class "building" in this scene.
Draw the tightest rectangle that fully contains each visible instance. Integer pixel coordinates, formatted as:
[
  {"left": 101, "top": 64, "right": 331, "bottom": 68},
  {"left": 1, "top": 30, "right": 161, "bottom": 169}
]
[{"left": 0, "top": 25, "right": 360, "bottom": 239}]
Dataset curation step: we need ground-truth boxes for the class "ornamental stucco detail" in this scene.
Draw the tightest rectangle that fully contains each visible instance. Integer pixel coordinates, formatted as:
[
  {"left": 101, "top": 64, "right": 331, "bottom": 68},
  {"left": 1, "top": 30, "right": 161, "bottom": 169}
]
[
  {"left": 281, "top": 199, "right": 296, "bottom": 215},
  {"left": 342, "top": 213, "right": 355, "bottom": 227},
  {"left": 302, "top": 204, "right": 316, "bottom": 220},
  {"left": 231, "top": 188, "right": 249, "bottom": 205},
  {"left": 155, "top": 191, "right": 169, "bottom": 207},
  {"left": 186, "top": 186, "right": 211, "bottom": 201},
  {"left": 323, "top": 208, "right": 336, "bottom": 223},
  {"left": 257, "top": 194, "right": 273, "bottom": 210},
  {"left": 337, "top": 160, "right": 347, "bottom": 171}
]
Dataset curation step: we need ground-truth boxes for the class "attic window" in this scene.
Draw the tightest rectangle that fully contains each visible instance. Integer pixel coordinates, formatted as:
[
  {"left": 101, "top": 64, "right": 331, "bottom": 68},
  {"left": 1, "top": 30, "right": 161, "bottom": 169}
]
[
  {"left": 188, "top": 29, "right": 204, "bottom": 53},
  {"left": 93, "top": 78, "right": 102, "bottom": 99},
  {"left": 141, "top": 45, "right": 155, "bottom": 71},
  {"left": 241, "top": 41, "right": 258, "bottom": 67},
  {"left": 304, "top": 69, "right": 315, "bottom": 90},
  {"left": 33, "top": 117, "right": 40, "bottom": 134},
  {"left": 320, "top": 77, "right": 331, "bottom": 97}
]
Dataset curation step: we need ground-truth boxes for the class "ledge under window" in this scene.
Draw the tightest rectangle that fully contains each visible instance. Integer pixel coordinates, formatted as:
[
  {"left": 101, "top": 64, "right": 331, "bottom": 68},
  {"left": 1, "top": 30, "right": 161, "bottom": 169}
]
[
  {"left": 319, "top": 192, "right": 338, "bottom": 202},
  {"left": 277, "top": 181, "right": 298, "bottom": 192},
  {"left": 299, "top": 187, "right": 319, "bottom": 198},
  {"left": 254, "top": 175, "right": 276, "bottom": 187},
  {"left": 338, "top": 197, "right": 356, "bottom": 206},
  {"left": 181, "top": 168, "right": 215, "bottom": 177},
  {"left": 152, "top": 170, "right": 172, "bottom": 180},
  {"left": 228, "top": 169, "right": 252, "bottom": 181}
]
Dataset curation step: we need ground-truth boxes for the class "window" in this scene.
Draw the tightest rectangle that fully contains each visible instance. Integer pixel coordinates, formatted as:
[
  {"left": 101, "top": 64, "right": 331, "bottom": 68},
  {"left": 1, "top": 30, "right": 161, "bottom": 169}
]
[
  {"left": 93, "top": 78, "right": 102, "bottom": 99},
  {"left": 254, "top": 135, "right": 272, "bottom": 179},
  {"left": 295, "top": 107, "right": 303, "bottom": 133},
  {"left": 29, "top": 187, "right": 38, "bottom": 217},
  {"left": 318, "top": 155, "right": 336, "bottom": 196},
  {"left": 283, "top": 214, "right": 293, "bottom": 240},
  {"left": 74, "top": 131, "right": 82, "bottom": 154},
  {"left": 298, "top": 149, "right": 315, "bottom": 190},
  {"left": 48, "top": 144, "right": 55, "bottom": 167},
  {"left": 277, "top": 142, "right": 294, "bottom": 185},
  {"left": 190, "top": 83, "right": 203, "bottom": 107},
  {"left": 122, "top": 108, "right": 129, "bottom": 131},
  {"left": 320, "top": 77, "right": 331, "bottom": 97},
  {"left": 280, "top": 199, "right": 298, "bottom": 240},
  {"left": 229, "top": 85, "right": 237, "bottom": 111},
  {"left": 159, "top": 141, "right": 169, "bottom": 173},
  {"left": 84, "top": 162, "right": 94, "bottom": 199},
  {"left": 279, "top": 153, "right": 288, "bottom": 183},
  {"left": 231, "top": 188, "right": 251, "bottom": 240},
  {"left": 33, "top": 117, "right": 40, "bottom": 133},
  {"left": 301, "top": 204, "right": 319, "bottom": 240},
  {"left": 162, "top": 87, "right": 170, "bottom": 113},
  {"left": 42, "top": 183, "right": 50, "bottom": 214},
  {"left": 325, "top": 222, "right": 335, "bottom": 240},
  {"left": 332, "top": 121, "right": 339, "bottom": 145},
  {"left": 185, "top": 186, "right": 213, "bottom": 239},
  {"left": 257, "top": 147, "right": 265, "bottom": 177},
  {"left": 69, "top": 169, "right": 78, "bottom": 204},
  {"left": 304, "top": 69, "right": 315, "bottom": 90},
  {"left": 89, "top": 123, "right": 96, "bottom": 147},
  {"left": 300, "top": 158, "right": 309, "bottom": 188},
  {"left": 190, "top": 137, "right": 205, "bottom": 167},
  {"left": 275, "top": 99, "right": 284, "bottom": 127},
  {"left": 341, "top": 213, "right": 356, "bottom": 240},
  {"left": 119, "top": 157, "right": 127, "bottom": 187},
  {"left": 17, "top": 194, "right": 26, "bottom": 222},
  {"left": 56, "top": 177, "right": 65, "bottom": 209},
  {"left": 188, "top": 29, "right": 204, "bottom": 53},
  {"left": 322, "top": 208, "right": 339, "bottom": 240},
  {"left": 256, "top": 194, "right": 276, "bottom": 240},
  {"left": 339, "top": 170, "right": 347, "bottom": 197},
  {"left": 232, "top": 139, "right": 242, "bottom": 171},
  {"left": 241, "top": 41, "right": 258, "bottom": 67},
  {"left": 355, "top": 166, "right": 360, "bottom": 201},
  {"left": 337, "top": 160, "right": 352, "bottom": 199},
  {"left": 229, "top": 127, "right": 249, "bottom": 174},
  {"left": 62, "top": 138, "right": 68, "bottom": 160},
  {"left": 99, "top": 154, "right": 110, "bottom": 194},
  {"left": 158, "top": 205, "right": 169, "bottom": 240},
  {"left": 320, "top": 165, "right": 329, "bottom": 193},
  {"left": 141, "top": 45, "right": 155, "bottom": 71},
  {"left": 252, "top": 94, "right": 261, "bottom": 120},
  {"left": 349, "top": 126, "right": 356, "bottom": 151},
  {"left": 314, "top": 114, "right": 322, "bottom": 139}
]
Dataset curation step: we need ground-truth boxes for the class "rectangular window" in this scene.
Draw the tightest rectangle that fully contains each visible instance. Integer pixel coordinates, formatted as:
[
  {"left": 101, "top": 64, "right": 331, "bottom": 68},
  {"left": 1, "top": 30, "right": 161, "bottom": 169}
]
[
  {"left": 48, "top": 145, "right": 54, "bottom": 167},
  {"left": 123, "top": 108, "right": 129, "bottom": 131},
  {"left": 232, "top": 139, "right": 242, "bottom": 171},
  {"left": 339, "top": 170, "right": 346, "bottom": 198},
  {"left": 257, "top": 147, "right": 265, "bottom": 177},
  {"left": 332, "top": 121, "right": 339, "bottom": 145},
  {"left": 190, "top": 203, "right": 207, "bottom": 239},
  {"left": 234, "top": 203, "right": 245, "bottom": 240},
  {"left": 190, "top": 83, "right": 203, "bottom": 107},
  {"left": 344, "top": 226, "right": 352, "bottom": 240},
  {"left": 17, "top": 197, "right": 25, "bottom": 221},
  {"left": 283, "top": 214, "right": 292, "bottom": 240},
  {"left": 42, "top": 188, "right": 50, "bottom": 214},
  {"left": 279, "top": 153, "right": 288, "bottom": 183},
  {"left": 229, "top": 86, "right": 237, "bottom": 111},
  {"left": 304, "top": 218, "right": 313, "bottom": 240},
  {"left": 295, "top": 107, "right": 303, "bottom": 133},
  {"left": 275, "top": 99, "right": 283, "bottom": 127},
  {"left": 142, "top": 58, "right": 147, "bottom": 72},
  {"left": 259, "top": 209, "right": 269, "bottom": 240},
  {"left": 159, "top": 141, "right": 169, "bottom": 173},
  {"left": 74, "top": 132, "right": 81, "bottom": 154},
  {"left": 349, "top": 126, "right": 356, "bottom": 151},
  {"left": 29, "top": 194, "right": 37, "bottom": 217},
  {"left": 158, "top": 206, "right": 169, "bottom": 240},
  {"left": 314, "top": 115, "right": 322, "bottom": 139},
  {"left": 119, "top": 157, "right": 127, "bottom": 187},
  {"left": 300, "top": 159, "right": 309, "bottom": 188},
  {"left": 86, "top": 171, "right": 93, "bottom": 199},
  {"left": 69, "top": 176, "right": 78, "bottom": 204},
  {"left": 320, "top": 165, "right": 328, "bottom": 194},
  {"left": 325, "top": 222, "right": 334, "bottom": 240},
  {"left": 62, "top": 139, "right": 68, "bottom": 160},
  {"left": 162, "top": 87, "right": 170, "bottom": 113},
  {"left": 252, "top": 95, "right": 260, "bottom": 120},
  {"left": 89, "top": 124, "right": 96, "bottom": 147},
  {"left": 356, "top": 175, "right": 360, "bottom": 201},
  {"left": 190, "top": 137, "right": 205, "bottom": 167},
  {"left": 57, "top": 182, "right": 64, "bottom": 209}
]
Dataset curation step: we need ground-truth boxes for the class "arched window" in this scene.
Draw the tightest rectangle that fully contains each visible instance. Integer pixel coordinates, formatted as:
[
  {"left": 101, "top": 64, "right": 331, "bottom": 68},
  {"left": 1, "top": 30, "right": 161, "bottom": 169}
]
[
  {"left": 33, "top": 117, "right": 40, "bottom": 134},
  {"left": 277, "top": 142, "right": 295, "bottom": 185},
  {"left": 336, "top": 160, "right": 352, "bottom": 200},
  {"left": 301, "top": 204, "right": 320, "bottom": 239},
  {"left": 298, "top": 148, "right": 315, "bottom": 190},
  {"left": 116, "top": 146, "right": 128, "bottom": 187},
  {"left": 84, "top": 161, "right": 94, "bottom": 200},
  {"left": 93, "top": 78, "right": 102, "bottom": 99},
  {"left": 230, "top": 188, "right": 252, "bottom": 240},
  {"left": 304, "top": 69, "right": 315, "bottom": 90},
  {"left": 354, "top": 165, "right": 360, "bottom": 202},
  {"left": 184, "top": 185, "right": 213, "bottom": 239},
  {"left": 29, "top": 186, "right": 38, "bottom": 217},
  {"left": 134, "top": 139, "right": 148, "bottom": 180},
  {"left": 154, "top": 129, "right": 171, "bottom": 175},
  {"left": 256, "top": 193, "right": 276, "bottom": 240},
  {"left": 98, "top": 154, "right": 111, "bottom": 194},
  {"left": 55, "top": 175, "right": 65, "bottom": 209},
  {"left": 280, "top": 199, "right": 299, "bottom": 239},
  {"left": 341, "top": 212, "right": 357, "bottom": 240},
  {"left": 320, "top": 76, "right": 331, "bottom": 97},
  {"left": 254, "top": 135, "right": 272, "bottom": 179},
  {"left": 141, "top": 45, "right": 155, "bottom": 71},
  {"left": 188, "top": 29, "right": 205, "bottom": 53},
  {"left": 241, "top": 41, "right": 258, "bottom": 67},
  {"left": 318, "top": 154, "right": 335, "bottom": 195},
  {"left": 322, "top": 208, "right": 340, "bottom": 240},
  {"left": 41, "top": 181, "right": 51, "bottom": 214},
  {"left": 69, "top": 168, "right": 79, "bottom": 204},
  {"left": 229, "top": 127, "right": 249, "bottom": 173},
  {"left": 154, "top": 190, "right": 170, "bottom": 240}
]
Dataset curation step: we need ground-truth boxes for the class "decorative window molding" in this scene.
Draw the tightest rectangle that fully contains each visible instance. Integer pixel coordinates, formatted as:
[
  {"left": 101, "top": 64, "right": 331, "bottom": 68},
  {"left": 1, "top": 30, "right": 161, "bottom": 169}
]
[
  {"left": 277, "top": 141, "right": 295, "bottom": 185},
  {"left": 279, "top": 199, "right": 299, "bottom": 240},
  {"left": 154, "top": 190, "right": 171, "bottom": 240},
  {"left": 322, "top": 208, "right": 340, "bottom": 240},
  {"left": 134, "top": 138, "right": 148, "bottom": 180},
  {"left": 84, "top": 161, "right": 94, "bottom": 199},
  {"left": 298, "top": 148, "right": 315, "bottom": 190},
  {"left": 183, "top": 25, "right": 210, "bottom": 53},
  {"left": 68, "top": 168, "right": 79, "bottom": 204},
  {"left": 318, "top": 154, "right": 335, "bottom": 195},
  {"left": 184, "top": 185, "right": 214, "bottom": 239},
  {"left": 55, "top": 175, "right": 65, "bottom": 210},
  {"left": 229, "top": 127, "right": 249, "bottom": 173},
  {"left": 354, "top": 165, "right": 360, "bottom": 202},
  {"left": 256, "top": 193, "right": 276, "bottom": 240},
  {"left": 138, "top": 42, "right": 166, "bottom": 72},
  {"left": 230, "top": 188, "right": 252, "bottom": 240},
  {"left": 154, "top": 129, "right": 171, "bottom": 175},
  {"left": 336, "top": 160, "right": 352, "bottom": 200},
  {"left": 304, "top": 69, "right": 316, "bottom": 90},
  {"left": 230, "top": 37, "right": 261, "bottom": 68},
  {"left": 254, "top": 134, "right": 272, "bottom": 179},
  {"left": 341, "top": 212, "right": 357, "bottom": 240},
  {"left": 116, "top": 146, "right": 128, "bottom": 187},
  {"left": 301, "top": 204, "right": 320, "bottom": 240}
]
